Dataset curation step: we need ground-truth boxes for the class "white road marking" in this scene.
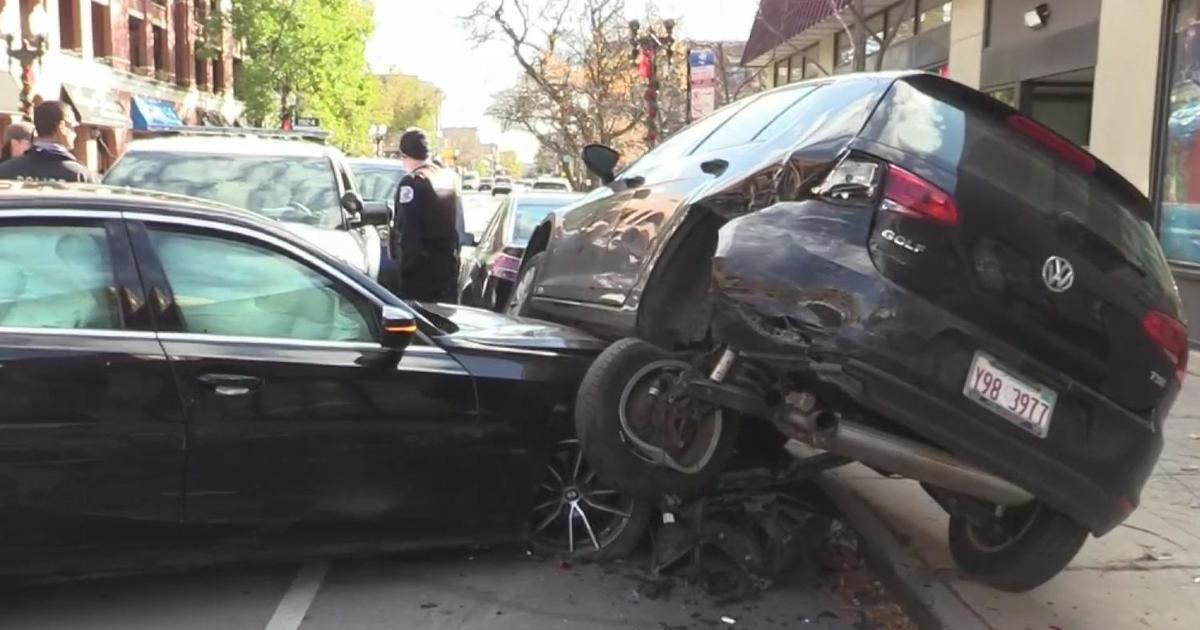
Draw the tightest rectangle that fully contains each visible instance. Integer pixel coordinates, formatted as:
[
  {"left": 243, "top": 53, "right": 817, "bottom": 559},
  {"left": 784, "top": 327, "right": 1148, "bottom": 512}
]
[{"left": 263, "top": 561, "right": 329, "bottom": 630}]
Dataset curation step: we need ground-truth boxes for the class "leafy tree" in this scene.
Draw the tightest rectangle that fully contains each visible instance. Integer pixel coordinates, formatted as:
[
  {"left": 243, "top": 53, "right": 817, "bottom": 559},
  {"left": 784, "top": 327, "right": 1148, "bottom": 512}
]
[
  {"left": 209, "top": 0, "right": 378, "bottom": 155},
  {"left": 466, "top": 0, "right": 659, "bottom": 187},
  {"left": 372, "top": 74, "right": 444, "bottom": 137},
  {"left": 498, "top": 150, "right": 524, "bottom": 177}
]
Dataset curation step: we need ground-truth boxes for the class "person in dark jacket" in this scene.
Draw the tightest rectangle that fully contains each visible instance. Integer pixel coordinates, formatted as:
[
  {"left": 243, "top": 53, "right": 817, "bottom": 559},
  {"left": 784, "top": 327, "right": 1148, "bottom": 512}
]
[
  {"left": 391, "top": 128, "right": 460, "bottom": 302},
  {"left": 1, "top": 121, "right": 33, "bottom": 162},
  {"left": 0, "top": 101, "right": 97, "bottom": 183}
]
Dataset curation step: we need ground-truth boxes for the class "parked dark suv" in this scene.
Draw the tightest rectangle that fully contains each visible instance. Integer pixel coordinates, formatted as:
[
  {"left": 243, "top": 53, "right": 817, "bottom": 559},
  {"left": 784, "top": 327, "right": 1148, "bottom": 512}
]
[{"left": 507, "top": 72, "right": 1187, "bottom": 592}]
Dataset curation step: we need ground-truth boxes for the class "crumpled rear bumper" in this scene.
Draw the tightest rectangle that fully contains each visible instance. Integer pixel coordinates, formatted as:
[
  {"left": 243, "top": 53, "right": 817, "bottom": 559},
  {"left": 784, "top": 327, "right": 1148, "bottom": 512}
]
[{"left": 709, "top": 202, "right": 1167, "bottom": 535}]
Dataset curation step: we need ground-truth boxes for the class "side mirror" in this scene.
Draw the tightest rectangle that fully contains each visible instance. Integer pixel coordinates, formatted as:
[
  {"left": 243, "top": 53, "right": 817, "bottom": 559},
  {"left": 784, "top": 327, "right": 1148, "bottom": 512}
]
[
  {"left": 361, "top": 201, "right": 390, "bottom": 226},
  {"left": 380, "top": 304, "right": 417, "bottom": 350},
  {"left": 582, "top": 144, "right": 620, "bottom": 184},
  {"left": 341, "top": 191, "right": 365, "bottom": 215}
]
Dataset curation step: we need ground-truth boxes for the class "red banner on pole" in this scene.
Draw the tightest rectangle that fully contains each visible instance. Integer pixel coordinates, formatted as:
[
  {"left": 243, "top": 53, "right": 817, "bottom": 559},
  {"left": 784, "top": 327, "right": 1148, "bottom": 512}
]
[{"left": 638, "top": 50, "right": 652, "bottom": 79}]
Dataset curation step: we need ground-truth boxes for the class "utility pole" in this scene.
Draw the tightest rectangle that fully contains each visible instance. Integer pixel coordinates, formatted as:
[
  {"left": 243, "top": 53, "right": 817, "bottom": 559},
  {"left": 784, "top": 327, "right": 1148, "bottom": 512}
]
[{"left": 629, "top": 19, "right": 676, "bottom": 147}]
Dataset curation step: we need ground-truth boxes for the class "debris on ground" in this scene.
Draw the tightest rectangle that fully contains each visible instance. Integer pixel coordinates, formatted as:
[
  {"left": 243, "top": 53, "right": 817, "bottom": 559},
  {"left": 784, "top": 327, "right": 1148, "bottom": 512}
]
[
  {"left": 826, "top": 518, "right": 919, "bottom": 630},
  {"left": 720, "top": 615, "right": 737, "bottom": 624}
]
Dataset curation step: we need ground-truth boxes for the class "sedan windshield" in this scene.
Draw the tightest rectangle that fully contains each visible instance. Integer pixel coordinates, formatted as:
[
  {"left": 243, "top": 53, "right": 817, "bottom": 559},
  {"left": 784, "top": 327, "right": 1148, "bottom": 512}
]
[{"left": 104, "top": 152, "right": 342, "bottom": 228}]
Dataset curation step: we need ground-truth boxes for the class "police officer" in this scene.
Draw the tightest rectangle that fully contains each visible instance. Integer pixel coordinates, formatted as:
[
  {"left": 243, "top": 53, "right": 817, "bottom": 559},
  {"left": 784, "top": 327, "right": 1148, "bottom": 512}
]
[
  {"left": 0, "top": 101, "right": 98, "bottom": 183},
  {"left": 392, "top": 128, "right": 460, "bottom": 302}
]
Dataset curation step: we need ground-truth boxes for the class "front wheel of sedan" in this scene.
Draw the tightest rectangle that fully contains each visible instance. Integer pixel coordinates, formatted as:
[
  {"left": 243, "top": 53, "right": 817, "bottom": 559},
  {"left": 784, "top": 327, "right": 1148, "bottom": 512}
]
[
  {"left": 506, "top": 251, "right": 544, "bottom": 317},
  {"left": 947, "top": 500, "right": 1089, "bottom": 592},
  {"left": 530, "top": 438, "right": 651, "bottom": 560}
]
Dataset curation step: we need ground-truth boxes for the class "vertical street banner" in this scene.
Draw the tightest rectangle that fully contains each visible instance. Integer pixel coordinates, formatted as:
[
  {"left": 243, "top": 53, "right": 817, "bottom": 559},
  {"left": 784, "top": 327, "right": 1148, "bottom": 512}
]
[{"left": 688, "top": 48, "right": 718, "bottom": 122}]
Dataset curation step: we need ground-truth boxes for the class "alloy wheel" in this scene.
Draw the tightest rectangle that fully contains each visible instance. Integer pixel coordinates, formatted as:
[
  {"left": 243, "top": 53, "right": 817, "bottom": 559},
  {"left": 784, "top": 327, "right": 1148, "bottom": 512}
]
[{"left": 530, "top": 439, "right": 637, "bottom": 555}]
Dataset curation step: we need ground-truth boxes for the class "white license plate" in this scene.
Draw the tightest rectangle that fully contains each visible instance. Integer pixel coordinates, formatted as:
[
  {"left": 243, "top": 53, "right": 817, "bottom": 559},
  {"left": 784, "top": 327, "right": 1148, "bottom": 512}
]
[{"left": 963, "top": 353, "right": 1056, "bottom": 438}]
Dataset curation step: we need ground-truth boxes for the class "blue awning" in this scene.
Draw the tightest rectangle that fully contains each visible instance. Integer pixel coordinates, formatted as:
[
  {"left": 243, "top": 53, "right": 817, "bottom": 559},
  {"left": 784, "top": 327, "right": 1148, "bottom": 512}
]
[{"left": 131, "top": 96, "right": 184, "bottom": 130}]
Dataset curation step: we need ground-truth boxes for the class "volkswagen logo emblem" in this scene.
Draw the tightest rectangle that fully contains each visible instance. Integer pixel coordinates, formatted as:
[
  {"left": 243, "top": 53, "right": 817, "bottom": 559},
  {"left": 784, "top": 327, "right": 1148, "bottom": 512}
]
[{"left": 1042, "top": 256, "right": 1075, "bottom": 293}]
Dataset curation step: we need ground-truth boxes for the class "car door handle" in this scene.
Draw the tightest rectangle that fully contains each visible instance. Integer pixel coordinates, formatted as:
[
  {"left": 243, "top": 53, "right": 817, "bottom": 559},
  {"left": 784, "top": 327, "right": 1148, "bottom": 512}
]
[{"left": 197, "top": 373, "right": 262, "bottom": 397}]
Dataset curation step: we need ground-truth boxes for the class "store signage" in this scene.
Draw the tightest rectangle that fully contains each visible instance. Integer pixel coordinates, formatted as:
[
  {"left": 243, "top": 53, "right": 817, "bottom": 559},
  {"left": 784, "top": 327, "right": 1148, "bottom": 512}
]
[{"left": 689, "top": 49, "right": 719, "bottom": 120}]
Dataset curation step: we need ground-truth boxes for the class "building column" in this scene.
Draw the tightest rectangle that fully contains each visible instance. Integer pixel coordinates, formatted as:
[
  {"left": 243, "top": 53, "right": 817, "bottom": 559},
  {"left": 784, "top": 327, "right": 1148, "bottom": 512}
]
[
  {"left": 817, "top": 34, "right": 835, "bottom": 76},
  {"left": 947, "top": 0, "right": 985, "bottom": 88},
  {"left": 1089, "top": 0, "right": 1166, "bottom": 195}
]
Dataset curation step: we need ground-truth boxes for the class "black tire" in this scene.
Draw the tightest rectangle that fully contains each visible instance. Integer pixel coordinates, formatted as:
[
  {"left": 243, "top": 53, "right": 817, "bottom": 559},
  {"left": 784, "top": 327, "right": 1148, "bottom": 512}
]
[
  {"left": 947, "top": 501, "right": 1089, "bottom": 592},
  {"left": 506, "top": 251, "right": 544, "bottom": 317},
  {"left": 575, "top": 338, "right": 739, "bottom": 501},
  {"left": 529, "top": 439, "right": 652, "bottom": 560}
]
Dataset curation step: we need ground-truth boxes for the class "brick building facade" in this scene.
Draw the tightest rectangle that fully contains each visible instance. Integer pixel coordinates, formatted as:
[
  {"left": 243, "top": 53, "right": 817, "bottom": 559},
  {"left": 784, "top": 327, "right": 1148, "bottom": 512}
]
[{"left": 0, "top": 0, "right": 243, "bottom": 172}]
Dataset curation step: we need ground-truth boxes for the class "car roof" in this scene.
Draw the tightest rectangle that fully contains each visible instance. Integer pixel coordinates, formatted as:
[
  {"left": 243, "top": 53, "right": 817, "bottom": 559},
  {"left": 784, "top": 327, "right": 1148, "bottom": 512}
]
[{"left": 123, "top": 135, "right": 340, "bottom": 159}]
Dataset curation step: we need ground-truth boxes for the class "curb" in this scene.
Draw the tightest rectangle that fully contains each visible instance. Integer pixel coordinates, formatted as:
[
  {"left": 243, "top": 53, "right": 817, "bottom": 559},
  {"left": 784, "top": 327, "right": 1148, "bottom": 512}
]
[{"left": 817, "top": 471, "right": 992, "bottom": 630}]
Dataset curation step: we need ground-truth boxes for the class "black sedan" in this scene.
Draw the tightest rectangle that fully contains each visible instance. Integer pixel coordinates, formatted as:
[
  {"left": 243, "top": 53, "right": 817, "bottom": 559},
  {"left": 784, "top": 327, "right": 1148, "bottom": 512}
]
[
  {"left": 0, "top": 182, "right": 647, "bottom": 580},
  {"left": 460, "top": 191, "right": 582, "bottom": 311}
]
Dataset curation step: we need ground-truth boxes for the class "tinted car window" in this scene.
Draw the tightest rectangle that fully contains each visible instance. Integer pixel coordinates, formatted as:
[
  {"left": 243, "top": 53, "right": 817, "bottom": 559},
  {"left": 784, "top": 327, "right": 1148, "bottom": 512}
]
[
  {"left": 691, "top": 85, "right": 817, "bottom": 153},
  {"left": 149, "top": 229, "right": 373, "bottom": 342},
  {"left": 0, "top": 225, "right": 119, "bottom": 330},
  {"left": 512, "top": 201, "right": 564, "bottom": 243},
  {"left": 751, "top": 81, "right": 883, "bottom": 146},
  {"left": 353, "top": 165, "right": 407, "bottom": 202},
  {"left": 864, "top": 77, "right": 1171, "bottom": 291},
  {"left": 105, "top": 153, "right": 343, "bottom": 228},
  {"left": 620, "top": 99, "right": 749, "bottom": 178}
]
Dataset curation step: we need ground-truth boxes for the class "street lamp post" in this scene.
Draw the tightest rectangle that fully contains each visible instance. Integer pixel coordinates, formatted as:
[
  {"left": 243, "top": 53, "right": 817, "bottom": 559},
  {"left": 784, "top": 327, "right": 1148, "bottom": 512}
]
[
  {"left": 3, "top": 4, "right": 49, "bottom": 118},
  {"left": 629, "top": 18, "right": 675, "bottom": 147}
]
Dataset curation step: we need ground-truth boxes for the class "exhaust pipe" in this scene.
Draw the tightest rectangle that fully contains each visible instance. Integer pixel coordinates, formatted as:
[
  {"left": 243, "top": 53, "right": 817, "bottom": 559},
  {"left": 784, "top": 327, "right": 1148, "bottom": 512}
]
[{"left": 777, "top": 406, "right": 1034, "bottom": 506}]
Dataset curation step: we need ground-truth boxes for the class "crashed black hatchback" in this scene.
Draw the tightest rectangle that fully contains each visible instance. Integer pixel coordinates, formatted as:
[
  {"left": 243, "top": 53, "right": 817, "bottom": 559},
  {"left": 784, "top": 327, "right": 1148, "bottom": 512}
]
[{"left": 507, "top": 72, "right": 1188, "bottom": 592}]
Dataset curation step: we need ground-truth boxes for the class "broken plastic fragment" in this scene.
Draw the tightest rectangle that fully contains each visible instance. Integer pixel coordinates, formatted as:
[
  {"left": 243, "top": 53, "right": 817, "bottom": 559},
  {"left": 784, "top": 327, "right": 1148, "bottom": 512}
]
[{"left": 721, "top": 616, "right": 736, "bottom": 625}]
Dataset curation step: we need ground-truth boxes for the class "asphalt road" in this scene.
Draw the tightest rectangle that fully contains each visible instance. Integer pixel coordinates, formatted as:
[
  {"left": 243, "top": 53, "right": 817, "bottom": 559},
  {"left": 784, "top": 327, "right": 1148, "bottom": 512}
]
[{"left": 0, "top": 546, "right": 859, "bottom": 630}]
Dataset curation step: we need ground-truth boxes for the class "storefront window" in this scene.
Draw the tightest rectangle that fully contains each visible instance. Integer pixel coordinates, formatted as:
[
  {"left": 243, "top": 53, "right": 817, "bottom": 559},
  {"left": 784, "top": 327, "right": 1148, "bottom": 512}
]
[
  {"left": 888, "top": 2, "right": 916, "bottom": 44},
  {"left": 917, "top": 0, "right": 952, "bottom": 33},
  {"left": 865, "top": 13, "right": 886, "bottom": 57},
  {"left": 1158, "top": 0, "right": 1200, "bottom": 264},
  {"left": 801, "top": 44, "right": 821, "bottom": 79},
  {"left": 835, "top": 32, "right": 853, "bottom": 70},
  {"left": 788, "top": 53, "right": 804, "bottom": 83},
  {"left": 774, "top": 58, "right": 790, "bottom": 86}
]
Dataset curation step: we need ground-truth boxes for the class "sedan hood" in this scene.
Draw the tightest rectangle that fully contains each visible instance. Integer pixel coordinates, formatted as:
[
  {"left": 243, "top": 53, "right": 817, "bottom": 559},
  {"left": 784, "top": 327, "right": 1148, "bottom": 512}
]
[
  {"left": 418, "top": 303, "right": 605, "bottom": 352},
  {"left": 279, "top": 223, "right": 368, "bottom": 273}
]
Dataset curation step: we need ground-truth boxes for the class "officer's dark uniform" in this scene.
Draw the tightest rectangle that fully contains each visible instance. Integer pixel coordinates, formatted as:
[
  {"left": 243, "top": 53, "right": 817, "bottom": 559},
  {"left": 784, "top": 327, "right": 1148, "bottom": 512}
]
[
  {"left": 0, "top": 143, "right": 97, "bottom": 183},
  {"left": 392, "top": 162, "right": 460, "bottom": 302}
]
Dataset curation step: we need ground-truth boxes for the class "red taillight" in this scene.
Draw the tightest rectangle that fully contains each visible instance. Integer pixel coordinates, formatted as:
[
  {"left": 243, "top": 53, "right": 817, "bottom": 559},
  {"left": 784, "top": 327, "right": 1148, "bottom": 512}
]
[
  {"left": 882, "top": 164, "right": 959, "bottom": 226},
  {"left": 1007, "top": 115, "right": 1096, "bottom": 174},
  {"left": 1142, "top": 311, "right": 1189, "bottom": 381}
]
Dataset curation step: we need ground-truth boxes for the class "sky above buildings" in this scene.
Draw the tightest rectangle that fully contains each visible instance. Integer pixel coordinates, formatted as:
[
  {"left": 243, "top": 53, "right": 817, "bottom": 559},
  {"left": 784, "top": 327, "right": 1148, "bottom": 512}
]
[{"left": 367, "top": 0, "right": 759, "bottom": 160}]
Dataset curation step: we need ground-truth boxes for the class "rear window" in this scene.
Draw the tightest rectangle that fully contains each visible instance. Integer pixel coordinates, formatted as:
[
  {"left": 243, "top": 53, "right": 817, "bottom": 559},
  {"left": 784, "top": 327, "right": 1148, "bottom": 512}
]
[
  {"left": 105, "top": 152, "right": 342, "bottom": 228},
  {"left": 512, "top": 202, "right": 563, "bottom": 243},
  {"left": 862, "top": 76, "right": 1170, "bottom": 288}
]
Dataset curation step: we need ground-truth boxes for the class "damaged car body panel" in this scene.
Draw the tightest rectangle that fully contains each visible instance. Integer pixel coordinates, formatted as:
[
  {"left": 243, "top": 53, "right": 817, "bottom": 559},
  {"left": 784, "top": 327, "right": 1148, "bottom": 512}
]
[
  {"left": 513, "top": 71, "right": 1187, "bottom": 591},
  {"left": 522, "top": 76, "right": 895, "bottom": 340}
]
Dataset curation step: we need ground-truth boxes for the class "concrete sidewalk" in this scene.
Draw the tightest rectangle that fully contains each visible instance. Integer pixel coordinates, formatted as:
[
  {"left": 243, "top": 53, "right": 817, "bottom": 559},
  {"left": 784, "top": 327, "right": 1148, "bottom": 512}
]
[{"left": 826, "top": 376, "right": 1200, "bottom": 630}]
